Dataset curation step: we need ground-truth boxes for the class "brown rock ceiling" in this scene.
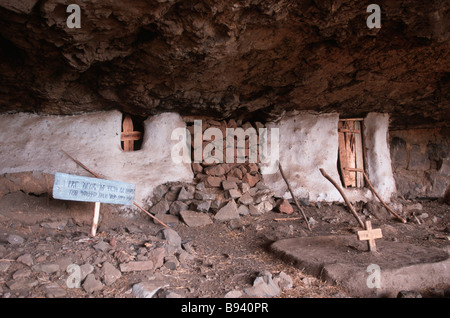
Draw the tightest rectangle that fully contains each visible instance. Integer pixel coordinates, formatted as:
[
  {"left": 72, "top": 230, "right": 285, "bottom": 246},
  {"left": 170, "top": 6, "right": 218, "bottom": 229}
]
[{"left": 0, "top": 0, "right": 449, "bottom": 128}]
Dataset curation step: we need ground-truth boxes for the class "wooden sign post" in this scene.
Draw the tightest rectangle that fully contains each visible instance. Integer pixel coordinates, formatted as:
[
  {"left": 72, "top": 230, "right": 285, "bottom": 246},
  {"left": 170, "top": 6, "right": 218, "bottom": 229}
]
[
  {"left": 357, "top": 221, "right": 383, "bottom": 252},
  {"left": 53, "top": 173, "right": 135, "bottom": 237}
]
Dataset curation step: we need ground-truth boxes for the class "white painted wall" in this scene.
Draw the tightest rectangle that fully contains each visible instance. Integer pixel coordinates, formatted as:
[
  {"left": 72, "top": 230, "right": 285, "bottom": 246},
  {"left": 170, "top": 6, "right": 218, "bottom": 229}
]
[
  {"left": 364, "top": 113, "right": 397, "bottom": 202},
  {"left": 262, "top": 112, "right": 344, "bottom": 202},
  {"left": 262, "top": 112, "right": 395, "bottom": 203},
  {"left": 0, "top": 110, "right": 396, "bottom": 205},
  {"left": 0, "top": 111, "right": 193, "bottom": 206}
]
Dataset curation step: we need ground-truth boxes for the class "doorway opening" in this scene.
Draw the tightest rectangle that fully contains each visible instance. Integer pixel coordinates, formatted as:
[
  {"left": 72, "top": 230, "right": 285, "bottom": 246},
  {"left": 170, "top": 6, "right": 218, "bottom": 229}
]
[
  {"left": 121, "top": 114, "right": 144, "bottom": 151},
  {"left": 337, "top": 118, "right": 366, "bottom": 188}
]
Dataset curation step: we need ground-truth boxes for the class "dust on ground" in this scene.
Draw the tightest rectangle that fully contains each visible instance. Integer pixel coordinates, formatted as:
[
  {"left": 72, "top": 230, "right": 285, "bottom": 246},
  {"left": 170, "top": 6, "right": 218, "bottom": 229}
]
[{"left": 0, "top": 191, "right": 448, "bottom": 298}]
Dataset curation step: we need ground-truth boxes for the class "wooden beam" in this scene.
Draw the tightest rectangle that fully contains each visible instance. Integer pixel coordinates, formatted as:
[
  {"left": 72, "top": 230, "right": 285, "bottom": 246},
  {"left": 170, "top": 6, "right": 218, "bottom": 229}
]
[
  {"left": 339, "top": 118, "right": 365, "bottom": 122},
  {"left": 121, "top": 131, "right": 142, "bottom": 141},
  {"left": 338, "top": 129, "right": 361, "bottom": 134}
]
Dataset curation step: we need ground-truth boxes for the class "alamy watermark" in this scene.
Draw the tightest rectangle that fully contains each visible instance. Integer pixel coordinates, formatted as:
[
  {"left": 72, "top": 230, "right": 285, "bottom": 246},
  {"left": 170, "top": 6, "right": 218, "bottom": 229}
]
[
  {"left": 366, "top": 264, "right": 381, "bottom": 289},
  {"left": 66, "top": 264, "right": 82, "bottom": 288},
  {"left": 66, "top": 4, "right": 382, "bottom": 29},
  {"left": 66, "top": 4, "right": 81, "bottom": 29},
  {"left": 170, "top": 120, "right": 280, "bottom": 174}
]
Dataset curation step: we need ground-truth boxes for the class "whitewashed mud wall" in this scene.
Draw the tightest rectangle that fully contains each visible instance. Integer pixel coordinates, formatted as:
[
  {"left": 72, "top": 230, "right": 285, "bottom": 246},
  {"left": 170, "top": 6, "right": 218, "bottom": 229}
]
[
  {"left": 0, "top": 110, "right": 396, "bottom": 206},
  {"left": 0, "top": 111, "right": 193, "bottom": 206},
  {"left": 262, "top": 112, "right": 396, "bottom": 203},
  {"left": 364, "top": 113, "right": 397, "bottom": 202}
]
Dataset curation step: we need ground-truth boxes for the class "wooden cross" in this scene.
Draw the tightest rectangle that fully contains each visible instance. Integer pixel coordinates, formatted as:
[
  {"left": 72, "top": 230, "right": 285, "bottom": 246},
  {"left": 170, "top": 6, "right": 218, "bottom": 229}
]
[
  {"left": 357, "top": 221, "right": 383, "bottom": 252},
  {"left": 121, "top": 115, "right": 142, "bottom": 151}
]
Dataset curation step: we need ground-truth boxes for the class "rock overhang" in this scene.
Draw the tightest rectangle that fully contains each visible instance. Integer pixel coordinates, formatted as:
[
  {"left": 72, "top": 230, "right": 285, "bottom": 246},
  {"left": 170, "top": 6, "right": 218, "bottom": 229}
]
[{"left": 0, "top": 0, "right": 448, "bottom": 129}]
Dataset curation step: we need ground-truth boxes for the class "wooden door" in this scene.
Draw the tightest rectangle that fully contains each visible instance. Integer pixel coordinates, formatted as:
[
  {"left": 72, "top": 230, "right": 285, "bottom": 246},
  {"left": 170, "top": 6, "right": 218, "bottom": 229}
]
[{"left": 338, "top": 119, "right": 365, "bottom": 188}]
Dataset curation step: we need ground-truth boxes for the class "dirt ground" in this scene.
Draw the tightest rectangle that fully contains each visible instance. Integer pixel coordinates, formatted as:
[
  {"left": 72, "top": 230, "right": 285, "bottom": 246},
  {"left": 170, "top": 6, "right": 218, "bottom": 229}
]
[{"left": 0, "top": 191, "right": 448, "bottom": 298}]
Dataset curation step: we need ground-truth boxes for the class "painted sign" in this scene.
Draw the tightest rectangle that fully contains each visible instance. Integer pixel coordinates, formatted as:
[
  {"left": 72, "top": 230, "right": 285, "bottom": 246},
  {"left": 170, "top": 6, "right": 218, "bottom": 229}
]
[{"left": 53, "top": 173, "right": 135, "bottom": 205}]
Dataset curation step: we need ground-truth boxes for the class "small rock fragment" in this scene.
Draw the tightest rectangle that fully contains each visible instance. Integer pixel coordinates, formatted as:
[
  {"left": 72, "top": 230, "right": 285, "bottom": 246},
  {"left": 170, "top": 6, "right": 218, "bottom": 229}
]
[
  {"left": 17, "top": 254, "right": 33, "bottom": 267},
  {"left": 7, "top": 234, "right": 24, "bottom": 245},
  {"left": 82, "top": 274, "right": 104, "bottom": 293},
  {"left": 132, "top": 281, "right": 169, "bottom": 298},
  {"left": 180, "top": 210, "right": 213, "bottom": 227},
  {"left": 214, "top": 200, "right": 239, "bottom": 222},
  {"left": 103, "top": 262, "right": 122, "bottom": 286}
]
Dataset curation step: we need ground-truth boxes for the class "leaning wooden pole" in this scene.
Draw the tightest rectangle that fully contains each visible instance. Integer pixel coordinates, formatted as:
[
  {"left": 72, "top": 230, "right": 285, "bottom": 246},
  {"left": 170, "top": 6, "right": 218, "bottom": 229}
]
[
  {"left": 319, "top": 168, "right": 366, "bottom": 229},
  {"left": 61, "top": 150, "right": 170, "bottom": 229},
  {"left": 362, "top": 172, "right": 407, "bottom": 223},
  {"left": 278, "top": 162, "right": 311, "bottom": 231}
]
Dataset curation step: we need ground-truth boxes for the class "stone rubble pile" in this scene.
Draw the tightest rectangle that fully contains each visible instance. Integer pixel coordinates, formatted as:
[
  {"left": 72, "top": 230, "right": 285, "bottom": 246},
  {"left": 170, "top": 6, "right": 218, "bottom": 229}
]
[
  {"left": 145, "top": 118, "right": 296, "bottom": 227},
  {"left": 146, "top": 171, "right": 293, "bottom": 228}
]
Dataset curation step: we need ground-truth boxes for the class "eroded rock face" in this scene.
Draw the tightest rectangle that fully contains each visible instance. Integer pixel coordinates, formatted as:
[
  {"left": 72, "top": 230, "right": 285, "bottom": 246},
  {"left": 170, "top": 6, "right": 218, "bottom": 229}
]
[{"left": 0, "top": 1, "right": 448, "bottom": 128}]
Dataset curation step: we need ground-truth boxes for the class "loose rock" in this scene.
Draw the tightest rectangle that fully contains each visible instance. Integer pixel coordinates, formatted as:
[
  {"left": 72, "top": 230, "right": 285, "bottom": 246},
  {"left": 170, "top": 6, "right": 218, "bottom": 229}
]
[
  {"left": 33, "top": 263, "right": 60, "bottom": 274},
  {"left": 119, "top": 260, "right": 154, "bottom": 273},
  {"left": 40, "top": 220, "right": 67, "bottom": 230},
  {"left": 44, "top": 282, "right": 67, "bottom": 298},
  {"left": 276, "top": 199, "right": 294, "bottom": 214},
  {"left": 224, "top": 290, "right": 243, "bottom": 298},
  {"left": 214, "top": 200, "right": 239, "bottom": 222},
  {"left": 82, "top": 274, "right": 104, "bottom": 293},
  {"left": 17, "top": 254, "right": 33, "bottom": 267},
  {"left": 243, "top": 271, "right": 280, "bottom": 298},
  {"left": 180, "top": 210, "right": 213, "bottom": 227},
  {"left": 132, "top": 281, "right": 169, "bottom": 298},
  {"left": 158, "top": 228, "right": 182, "bottom": 250},
  {"left": 7, "top": 234, "right": 24, "bottom": 245},
  {"left": 93, "top": 240, "right": 111, "bottom": 252},
  {"left": 103, "top": 262, "right": 122, "bottom": 286}
]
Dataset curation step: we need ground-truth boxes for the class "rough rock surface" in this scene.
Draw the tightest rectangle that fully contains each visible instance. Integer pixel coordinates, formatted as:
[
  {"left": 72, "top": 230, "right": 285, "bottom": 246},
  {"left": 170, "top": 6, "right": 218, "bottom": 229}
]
[{"left": 0, "top": 1, "right": 448, "bottom": 128}]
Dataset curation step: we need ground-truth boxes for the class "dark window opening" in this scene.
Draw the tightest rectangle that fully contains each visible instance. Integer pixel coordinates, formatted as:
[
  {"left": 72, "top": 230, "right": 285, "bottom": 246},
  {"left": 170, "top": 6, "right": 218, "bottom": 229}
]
[
  {"left": 121, "top": 114, "right": 145, "bottom": 151},
  {"left": 337, "top": 118, "right": 366, "bottom": 188}
]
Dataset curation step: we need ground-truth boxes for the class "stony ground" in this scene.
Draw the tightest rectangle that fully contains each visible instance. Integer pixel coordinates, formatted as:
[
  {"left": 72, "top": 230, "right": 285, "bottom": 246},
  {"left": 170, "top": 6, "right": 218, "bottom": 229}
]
[{"left": 0, "top": 191, "right": 449, "bottom": 298}]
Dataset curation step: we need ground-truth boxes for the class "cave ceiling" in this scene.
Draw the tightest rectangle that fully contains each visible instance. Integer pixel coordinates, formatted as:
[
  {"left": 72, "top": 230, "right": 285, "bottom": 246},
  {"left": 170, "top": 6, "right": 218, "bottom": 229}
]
[{"left": 0, "top": 0, "right": 449, "bottom": 129}]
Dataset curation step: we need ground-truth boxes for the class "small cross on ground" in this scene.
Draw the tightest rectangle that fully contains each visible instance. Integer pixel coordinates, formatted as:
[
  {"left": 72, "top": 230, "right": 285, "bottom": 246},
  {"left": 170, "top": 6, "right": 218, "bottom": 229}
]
[{"left": 357, "top": 221, "right": 383, "bottom": 252}]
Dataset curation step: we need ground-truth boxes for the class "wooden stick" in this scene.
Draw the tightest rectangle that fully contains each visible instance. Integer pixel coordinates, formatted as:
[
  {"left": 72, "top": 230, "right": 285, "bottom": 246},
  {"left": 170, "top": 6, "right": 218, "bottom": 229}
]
[
  {"left": 91, "top": 202, "right": 101, "bottom": 237},
  {"left": 274, "top": 217, "right": 303, "bottom": 222},
  {"left": 61, "top": 149, "right": 104, "bottom": 179},
  {"left": 61, "top": 150, "right": 170, "bottom": 229},
  {"left": 319, "top": 168, "right": 366, "bottom": 229},
  {"left": 278, "top": 162, "right": 311, "bottom": 231},
  {"left": 362, "top": 172, "right": 407, "bottom": 223}
]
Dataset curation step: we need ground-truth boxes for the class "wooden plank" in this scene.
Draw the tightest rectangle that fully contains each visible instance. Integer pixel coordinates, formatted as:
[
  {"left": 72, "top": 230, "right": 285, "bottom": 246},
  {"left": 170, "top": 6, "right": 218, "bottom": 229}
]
[
  {"left": 339, "top": 118, "right": 364, "bottom": 122},
  {"left": 339, "top": 121, "right": 356, "bottom": 187},
  {"left": 354, "top": 121, "right": 364, "bottom": 187},
  {"left": 338, "top": 121, "right": 351, "bottom": 187},
  {"left": 121, "top": 131, "right": 142, "bottom": 141},
  {"left": 344, "top": 168, "right": 364, "bottom": 172},
  {"left": 122, "top": 115, "right": 134, "bottom": 151},
  {"left": 344, "top": 121, "right": 356, "bottom": 187},
  {"left": 338, "top": 129, "right": 361, "bottom": 133}
]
